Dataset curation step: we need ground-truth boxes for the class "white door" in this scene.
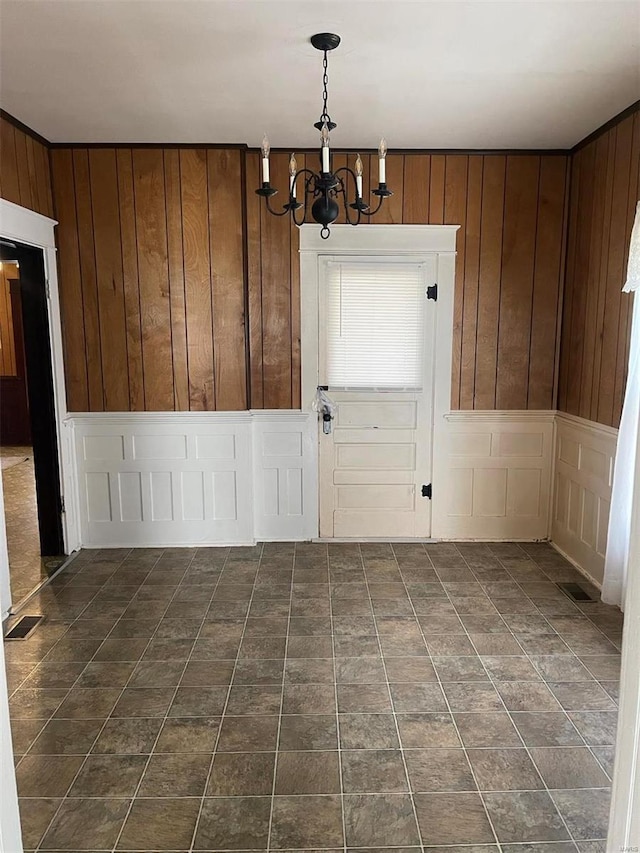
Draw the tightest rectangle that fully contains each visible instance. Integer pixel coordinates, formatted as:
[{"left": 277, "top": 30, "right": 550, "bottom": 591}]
[{"left": 318, "top": 255, "right": 437, "bottom": 538}]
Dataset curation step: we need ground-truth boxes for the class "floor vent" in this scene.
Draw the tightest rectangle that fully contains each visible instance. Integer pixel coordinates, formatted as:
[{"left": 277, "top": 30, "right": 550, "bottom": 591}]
[
  {"left": 5, "top": 615, "right": 43, "bottom": 640},
  {"left": 557, "top": 582, "right": 595, "bottom": 602}
]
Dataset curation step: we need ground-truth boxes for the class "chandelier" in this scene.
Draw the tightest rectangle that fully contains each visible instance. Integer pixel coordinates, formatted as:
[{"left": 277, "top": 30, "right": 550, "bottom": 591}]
[{"left": 256, "top": 33, "right": 392, "bottom": 240}]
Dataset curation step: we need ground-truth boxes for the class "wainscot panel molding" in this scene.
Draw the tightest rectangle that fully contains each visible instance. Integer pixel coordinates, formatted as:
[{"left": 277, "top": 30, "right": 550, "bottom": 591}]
[
  {"left": 551, "top": 411, "right": 617, "bottom": 587},
  {"left": 70, "top": 411, "right": 315, "bottom": 547},
  {"left": 432, "top": 410, "right": 555, "bottom": 541},
  {"left": 251, "top": 412, "right": 317, "bottom": 542}
]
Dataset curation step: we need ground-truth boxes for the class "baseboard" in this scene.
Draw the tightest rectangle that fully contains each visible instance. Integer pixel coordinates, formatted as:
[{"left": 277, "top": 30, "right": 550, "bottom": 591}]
[{"left": 550, "top": 539, "right": 603, "bottom": 591}]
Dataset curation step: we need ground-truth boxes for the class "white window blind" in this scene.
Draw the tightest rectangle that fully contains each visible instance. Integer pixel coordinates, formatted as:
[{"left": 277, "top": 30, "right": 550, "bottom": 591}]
[{"left": 324, "top": 260, "right": 426, "bottom": 389}]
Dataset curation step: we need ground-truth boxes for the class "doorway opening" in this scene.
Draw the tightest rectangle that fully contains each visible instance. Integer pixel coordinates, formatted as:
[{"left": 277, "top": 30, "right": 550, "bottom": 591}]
[{"left": 0, "top": 241, "right": 65, "bottom": 610}]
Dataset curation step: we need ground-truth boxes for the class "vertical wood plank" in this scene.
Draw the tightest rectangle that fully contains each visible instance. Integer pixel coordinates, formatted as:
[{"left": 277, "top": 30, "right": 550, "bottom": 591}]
[
  {"left": 332, "top": 152, "right": 348, "bottom": 224},
  {"left": 0, "top": 121, "right": 20, "bottom": 204},
  {"left": 474, "top": 156, "right": 506, "bottom": 409},
  {"left": 25, "top": 136, "right": 41, "bottom": 213},
  {"left": 578, "top": 136, "right": 609, "bottom": 419},
  {"left": 566, "top": 145, "right": 596, "bottom": 416},
  {"left": 245, "top": 150, "right": 264, "bottom": 408},
  {"left": 34, "top": 141, "right": 51, "bottom": 216},
  {"left": 402, "top": 155, "right": 430, "bottom": 224},
  {"left": 14, "top": 130, "right": 33, "bottom": 210},
  {"left": 597, "top": 123, "right": 631, "bottom": 425},
  {"left": 261, "top": 152, "right": 292, "bottom": 408},
  {"left": 557, "top": 150, "right": 581, "bottom": 414},
  {"left": 459, "top": 155, "right": 483, "bottom": 409},
  {"left": 496, "top": 156, "right": 540, "bottom": 409},
  {"left": 116, "top": 149, "right": 145, "bottom": 411},
  {"left": 429, "top": 155, "right": 446, "bottom": 223},
  {"left": 50, "top": 149, "right": 89, "bottom": 411},
  {"left": 444, "top": 155, "right": 469, "bottom": 408},
  {"left": 89, "top": 149, "right": 130, "bottom": 411},
  {"left": 208, "top": 148, "right": 247, "bottom": 411},
  {"left": 133, "top": 148, "right": 174, "bottom": 411},
  {"left": 528, "top": 155, "right": 568, "bottom": 409},
  {"left": 290, "top": 153, "right": 304, "bottom": 409},
  {"left": 73, "top": 149, "right": 104, "bottom": 410},
  {"left": 180, "top": 148, "right": 215, "bottom": 410},
  {"left": 612, "top": 113, "right": 640, "bottom": 426},
  {"left": 590, "top": 132, "right": 616, "bottom": 420},
  {"left": 164, "top": 149, "right": 189, "bottom": 411}
]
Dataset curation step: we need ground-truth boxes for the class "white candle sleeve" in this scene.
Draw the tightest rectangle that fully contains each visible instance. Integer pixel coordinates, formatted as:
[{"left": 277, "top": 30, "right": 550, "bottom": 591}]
[
  {"left": 262, "top": 157, "right": 270, "bottom": 183},
  {"left": 356, "top": 175, "right": 363, "bottom": 197},
  {"left": 322, "top": 145, "right": 330, "bottom": 172},
  {"left": 379, "top": 158, "right": 386, "bottom": 184}
]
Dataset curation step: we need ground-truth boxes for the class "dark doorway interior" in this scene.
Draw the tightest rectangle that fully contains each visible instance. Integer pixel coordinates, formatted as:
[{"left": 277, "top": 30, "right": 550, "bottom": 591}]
[{"left": 0, "top": 240, "right": 64, "bottom": 606}]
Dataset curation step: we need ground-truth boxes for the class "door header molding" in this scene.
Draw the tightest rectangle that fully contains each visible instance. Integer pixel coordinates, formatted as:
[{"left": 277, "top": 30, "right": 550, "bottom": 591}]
[{"left": 299, "top": 223, "right": 459, "bottom": 254}]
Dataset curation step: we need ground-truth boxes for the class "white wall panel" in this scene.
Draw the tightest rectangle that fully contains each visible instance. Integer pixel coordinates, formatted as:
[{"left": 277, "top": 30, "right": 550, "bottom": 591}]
[
  {"left": 551, "top": 413, "right": 617, "bottom": 587},
  {"left": 72, "top": 411, "right": 317, "bottom": 547},
  {"left": 252, "top": 413, "right": 317, "bottom": 541},
  {"left": 432, "top": 412, "right": 555, "bottom": 540}
]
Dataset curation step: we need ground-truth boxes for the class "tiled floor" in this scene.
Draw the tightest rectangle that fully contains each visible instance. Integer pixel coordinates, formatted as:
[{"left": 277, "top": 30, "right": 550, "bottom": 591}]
[{"left": 4, "top": 541, "right": 622, "bottom": 852}]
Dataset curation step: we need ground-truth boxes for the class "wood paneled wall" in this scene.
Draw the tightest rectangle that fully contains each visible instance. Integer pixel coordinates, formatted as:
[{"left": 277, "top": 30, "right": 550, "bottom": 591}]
[
  {"left": 0, "top": 115, "right": 53, "bottom": 218},
  {"left": 558, "top": 109, "right": 640, "bottom": 428},
  {"left": 246, "top": 150, "right": 568, "bottom": 411},
  {"left": 50, "top": 147, "right": 568, "bottom": 412},
  {"left": 0, "top": 263, "right": 19, "bottom": 376},
  {"left": 50, "top": 148, "right": 247, "bottom": 411}
]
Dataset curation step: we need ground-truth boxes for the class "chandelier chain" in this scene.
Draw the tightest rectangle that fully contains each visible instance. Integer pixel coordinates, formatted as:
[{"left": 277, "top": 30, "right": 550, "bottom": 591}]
[{"left": 320, "top": 50, "right": 330, "bottom": 124}]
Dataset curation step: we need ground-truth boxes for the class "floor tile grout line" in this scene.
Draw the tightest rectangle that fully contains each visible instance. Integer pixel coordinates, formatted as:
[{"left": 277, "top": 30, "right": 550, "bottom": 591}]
[
  {"left": 91, "top": 548, "right": 205, "bottom": 853},
  {"left": 10, "top": 541, "right": 619, "bottom": 852},
  {"left": 188, "top": 542, "right": 264, "bottom": 853},
  {"left": 366, "top": 544, "right": 429, "bottom": 853},
  {"left": 331, "top": 543, "right": 352, "bottom": 853},
  {"left": 6, "top": 550, "right": 137, "bottom": 754},
  {"left": 492, "top": 547, "right": 619, "bottom": 787},
  {"left": 29, "top": 549, "right": 170, "bottom": 852},
  {"left": 265, "top": 543, "right": 297, "bottom": 852},
  {"left": 17, "top": 551, "right": 167, "bottom": 766},
  {"left": 458, "top": 545, "right": 601, "bottom": 848},
  {"left": 392, "top": 542, "right": 504, "bottom": 852}
]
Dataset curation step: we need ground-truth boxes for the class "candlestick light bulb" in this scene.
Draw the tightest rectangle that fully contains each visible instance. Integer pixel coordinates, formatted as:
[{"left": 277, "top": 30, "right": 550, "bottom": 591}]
[
  {"left": 378, "top": 138, "right": 387, "bottom": 158},
  {"left": 321, "top": 123, "right": 330, "bottom": 146},
  {"left": 261, "top": 135, "right": 270, "bottom": 158},
  {"left": 289, "top": 153, "right": 297, "bottom": 176},
  {"left": 355, "top": 154, "right": 363, "bottom": 177}
]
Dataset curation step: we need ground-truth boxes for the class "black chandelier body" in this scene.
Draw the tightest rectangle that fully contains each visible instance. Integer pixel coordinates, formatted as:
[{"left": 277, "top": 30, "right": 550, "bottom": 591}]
[{"left": 256, "top": 33, "right": 392, "bottom": 240}]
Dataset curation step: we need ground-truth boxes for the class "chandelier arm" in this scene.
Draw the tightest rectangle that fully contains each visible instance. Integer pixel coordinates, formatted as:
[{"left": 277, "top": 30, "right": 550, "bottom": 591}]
[
  {"left": 333, "top": 167, "right": 362, "bottom": 226},
  {"left": 360, "top": 194, "right": 386, "bottom": 217},
  {"left": 292, "top": 168, "right": 318, "bottom": 226},
  {"left": 265, "top": 195, "right": 291, "bottom": 217}
]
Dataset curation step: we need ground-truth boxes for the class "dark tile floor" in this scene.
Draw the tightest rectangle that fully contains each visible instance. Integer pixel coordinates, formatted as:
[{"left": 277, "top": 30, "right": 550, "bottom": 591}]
[{"left": 4, "top": 541, "right": 622, "bottom": 852}]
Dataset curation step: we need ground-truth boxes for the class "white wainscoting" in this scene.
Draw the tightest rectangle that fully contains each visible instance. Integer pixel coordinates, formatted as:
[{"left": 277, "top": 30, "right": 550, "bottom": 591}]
[
  {"left": 71, "top": 411, "right": 316, "bottom": 548},
  {"left": 432, "top": 411, "right": 555, "bottom": 541},
  {"left": 551, "top": 412, "right": 617, "bottom": 587},
  {"left": 252, "top": 412, "right": 317, "bottom": 542}
]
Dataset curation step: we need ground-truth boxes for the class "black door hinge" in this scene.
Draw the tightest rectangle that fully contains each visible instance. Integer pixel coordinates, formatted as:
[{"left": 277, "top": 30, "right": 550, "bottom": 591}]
[
  {"left": 421, "top": 483, "right": 432, "bottom": 499},
  {"left": 426, "top": 283, "right": 438, "bottom": 301}
]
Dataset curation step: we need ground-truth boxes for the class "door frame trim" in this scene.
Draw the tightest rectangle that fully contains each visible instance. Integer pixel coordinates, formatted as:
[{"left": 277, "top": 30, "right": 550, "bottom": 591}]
[
  {"left": 0, "top": 198, "right": 80, "bottom": 616},
  {"left": 299, "top": 223, "right": 459, "bottom": 538}
]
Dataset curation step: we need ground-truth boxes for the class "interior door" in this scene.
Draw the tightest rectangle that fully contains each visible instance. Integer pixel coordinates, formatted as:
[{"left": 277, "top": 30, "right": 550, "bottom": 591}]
[{"left": 318, "top": 255, "right": 437, "bottom": 538}]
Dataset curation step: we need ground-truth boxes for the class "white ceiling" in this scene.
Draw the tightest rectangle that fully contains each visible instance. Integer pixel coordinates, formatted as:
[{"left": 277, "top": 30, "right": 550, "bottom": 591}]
[{"left": 0, "top": 0, "right": 638, "bottom": 149}]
